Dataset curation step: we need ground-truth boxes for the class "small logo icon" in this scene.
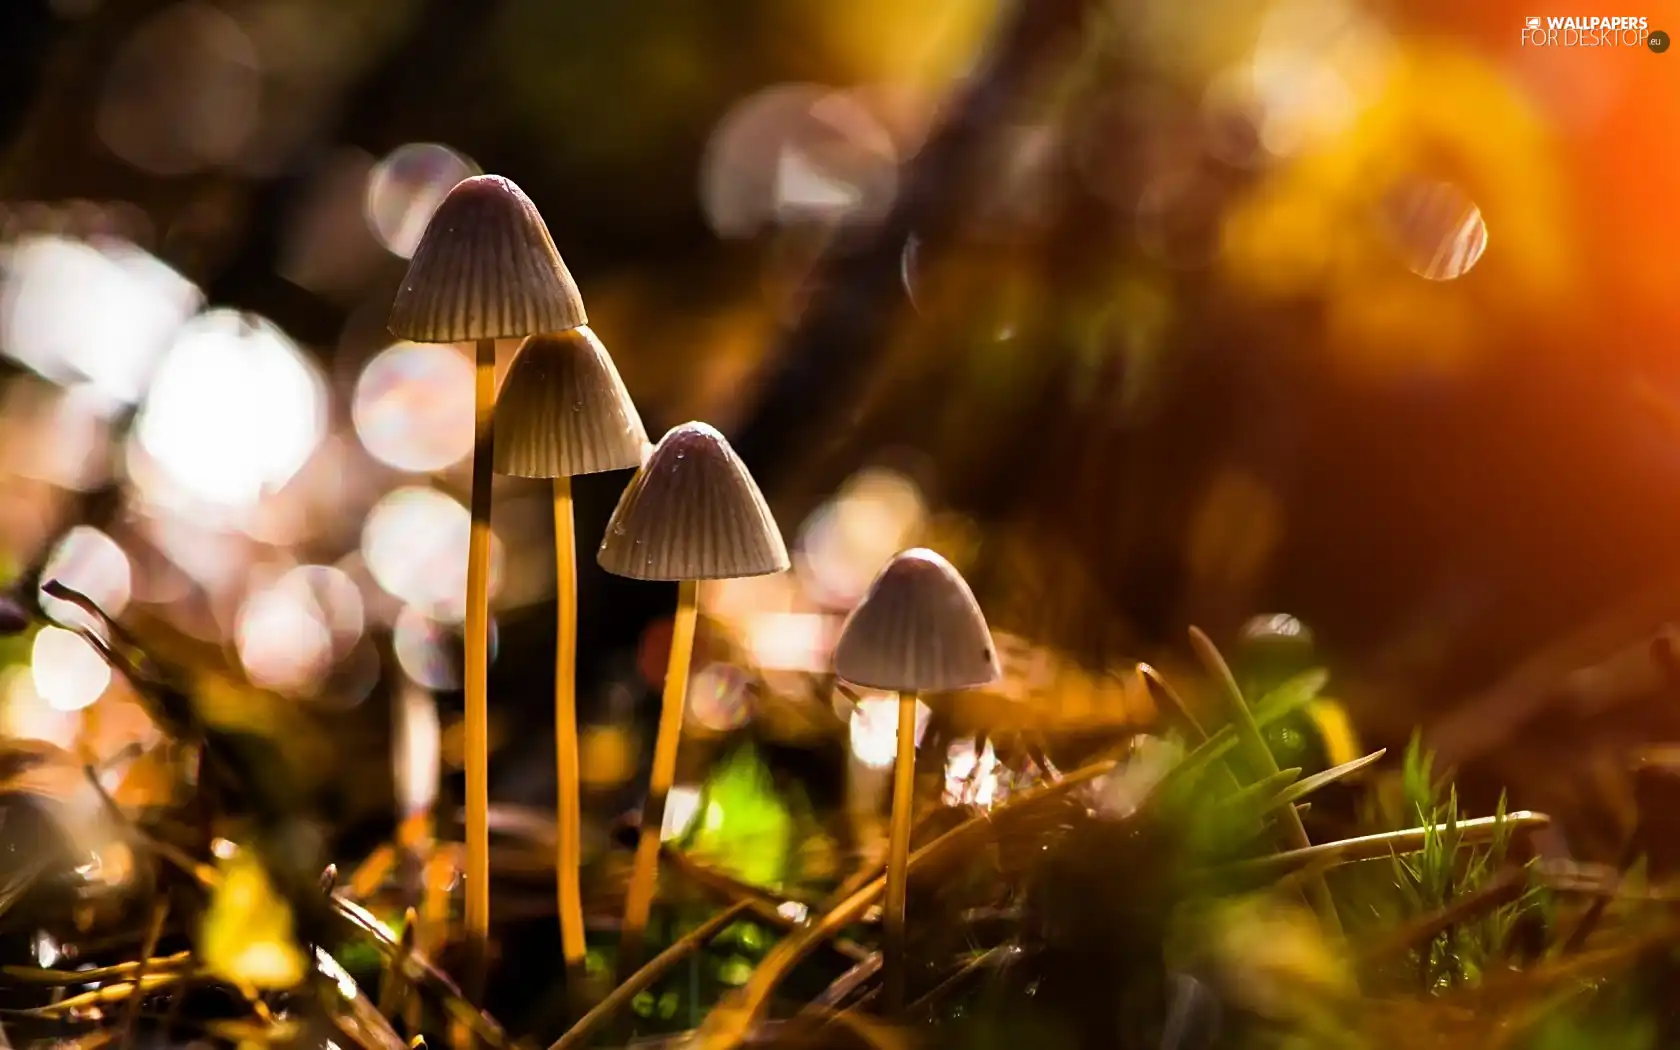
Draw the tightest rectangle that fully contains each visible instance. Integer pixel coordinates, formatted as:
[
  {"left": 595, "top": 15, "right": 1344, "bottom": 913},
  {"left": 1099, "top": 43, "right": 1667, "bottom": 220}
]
[
  {"left": 1525, "top": 16, "right": 1542, "bottom": 29},
  {"left": 1650, "top": 28, "right": 1671, "bottom": 51}
]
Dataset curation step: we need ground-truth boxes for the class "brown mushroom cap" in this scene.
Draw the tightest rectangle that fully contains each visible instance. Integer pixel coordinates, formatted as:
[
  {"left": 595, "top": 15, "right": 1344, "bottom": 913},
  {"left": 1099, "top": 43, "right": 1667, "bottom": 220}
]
[
  {"left": 492, "top": 327, "right": 647, "bottom": 478},
  {"left": 833, "top": 548, "right": 1001, "bottom": 693},
  {"left": 597, "top": 422, "right": 789, "bottom": 581},
  {"left": 388, "top": 174, "right": 587, "bottom": 342}
]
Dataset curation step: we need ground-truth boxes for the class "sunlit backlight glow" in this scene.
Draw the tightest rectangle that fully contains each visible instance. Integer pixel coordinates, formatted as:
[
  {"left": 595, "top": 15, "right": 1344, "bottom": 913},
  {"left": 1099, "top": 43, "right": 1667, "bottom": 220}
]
[
  {"left": 352, "top": 341, "right": 475, "bottom": 473},
  {"left": 1381, "top": 180, "right": 1489, "bottom": 281},
  {"left": 1, "top": 667, "right": 80, "bottom": 748},
  {"left": 316, "top": 948, "right": 359, "bottom": 1001},
  {"left": 393, "top": 683, "right": 441, "bottom": 818},
  {"left": 364, "top": 143, "right": 480, "bottom": 259},
  {"left": 0, "top": 235, "right": 201, "bottom": 414},
  {"left": 943, "top": 737, "right": 999, "bottom": 807},
  {"left": 744, "top": 612, "right": 835, "bottom": 672},
  {"left": 687, "top": 663, "right": 753, "bottom": 731},
  {"left": 795, "top": 467, "right": 926, "bottom": 608},
  {"left": 663, "top": 784, "right": 703, "bottom": 841},
  {"left": 2, "top": 383, "right": 117, "bottom": 492},
  {"left": 134, "top": 309, "right": 326, "bottom": 510},
  {"left": 848, "top": 693, "right": 931, "bottom": 770},
  {"left": 235, "top": 565, "right": 365, "bottom": 695},
  {"left": 363, "top": 486, "right": 503, "bottom": 623},
  {"left": 776, "top": 900, "right": 810, "bottom": 924},
  {"left": 31, "top": 626, "right": 112, "bottom": 713},
  {"left": 1247, "top": 57, "right": 1356, "bottom": 160},
  {"left": 392, "top": 604, "right": 458, "bottom": 689},
  {"left": 34, "top": 931, "right": 61, "bottom": 967},
  {"left": 39, "top": 527, "right": 132, "bottom": 632},
  {"left": 700, "top": 85, "right": 898, "bottom": 239}
]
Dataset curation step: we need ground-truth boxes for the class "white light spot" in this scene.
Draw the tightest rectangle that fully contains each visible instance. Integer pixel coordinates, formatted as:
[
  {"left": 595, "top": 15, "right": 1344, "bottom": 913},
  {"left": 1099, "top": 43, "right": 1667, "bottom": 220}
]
[
  {"left": 134, "top": 309, "right": 326, "bottom": 510},
  {"left": 34, "top": 931, "right": 61, "bottom": 967},
  {"left": 392, "top": 604, "right": 457, "bottom": 690},
  {"left": 848, "top": 694, "right": 930, "bottom": 770},
  {"left": 392, "top": 683, "right": 440, "bottom": 818},
  {"left": 943, "top": 737, "right": 999, "bottom": 807},
  {"left": 0, "top": 235, "right": 201, "bottom": 414},
  {"left": 776, "top": 900, "right": 809, "bottom": 924},
  {"left": 662, "top": 785, "right": 703, "bottom": 841},
  {"left": 234, "top": 565, "right": 364, "bottom": 695},
  {"left": 31, "top": 626, "right": 112, "bottom": 713},
  {"left": 701, "top": 85, "right": 897, "bottom": 239},
  {"left": 361, "top": 487, "right": 502, "bottom": 623},
  {"left": 364, "top": 143, "right": 479, "bottom": 259},
  {"left": 352, "top": 342, "right": 475, "bottom": 473},
  {"left": 39, "top": 527, "right": 132, "bottom": 632}
]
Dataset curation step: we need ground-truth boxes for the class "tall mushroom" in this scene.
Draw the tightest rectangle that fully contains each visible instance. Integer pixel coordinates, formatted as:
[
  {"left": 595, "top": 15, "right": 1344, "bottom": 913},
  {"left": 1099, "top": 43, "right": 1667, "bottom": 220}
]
[
  {"left": 832, "top": 547, "right": 1000, "bottom": 1010},
  {"left": 388, "top": 174, "right": 588, "bottom": 996},
  {"left": 597, "top": 421, "right": 789, "bottom": 971},
  {"left": 493, "top": 326, "right": 647, "bottom": 979}
]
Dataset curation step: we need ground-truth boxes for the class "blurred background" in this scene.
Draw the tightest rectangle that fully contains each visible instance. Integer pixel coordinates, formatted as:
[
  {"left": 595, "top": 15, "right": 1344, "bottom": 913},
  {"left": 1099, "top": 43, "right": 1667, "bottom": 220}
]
[{"left": 4, "top": 0, "right": 1680, "bottom": 987}]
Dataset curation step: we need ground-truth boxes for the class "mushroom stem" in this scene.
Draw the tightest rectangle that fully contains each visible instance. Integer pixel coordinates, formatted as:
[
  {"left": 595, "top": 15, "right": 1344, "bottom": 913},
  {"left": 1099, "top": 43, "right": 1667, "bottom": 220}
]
[
  {"left": 619, "top": 577, "right": 701, "bottom": 976},
  {"left": 883, "top": 690, "right": 918, "bottom": 1011},
  {"left": 463, "top": 336, "right": 497, "bottom": 1006},
  {"left": 553, "top": 476, "right": 587, "bottom": 983}
]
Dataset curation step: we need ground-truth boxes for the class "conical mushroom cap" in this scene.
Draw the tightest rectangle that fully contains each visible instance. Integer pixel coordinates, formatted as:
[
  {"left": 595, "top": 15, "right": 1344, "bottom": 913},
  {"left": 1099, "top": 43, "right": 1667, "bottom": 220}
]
[
  {"left": 388, "top": 174, "right": 587, "bottom": 342},
  {"left": 833, "top": 548, "right": 1001, "bottom": 693},
  {"left": 597, "top": 422, "right": 789, "bottom": 581},
  {"left": 492, "top": 327, "right": 647, "bottom": 478}
]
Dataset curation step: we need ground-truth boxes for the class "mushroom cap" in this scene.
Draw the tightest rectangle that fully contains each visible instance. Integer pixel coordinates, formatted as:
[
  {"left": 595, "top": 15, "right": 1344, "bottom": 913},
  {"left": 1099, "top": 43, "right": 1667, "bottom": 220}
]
[
  {"left": 388, "top": 174, "right": 587, "bottom": 342},
  {"left": 492, "top": 327, "right": 647, "bottom": 478},
  {"left": 833, "top": 548, "right": 1001, "bottom": 693},
  {"left": 597, "top": 422, "right": 789, "bottom": 581}
]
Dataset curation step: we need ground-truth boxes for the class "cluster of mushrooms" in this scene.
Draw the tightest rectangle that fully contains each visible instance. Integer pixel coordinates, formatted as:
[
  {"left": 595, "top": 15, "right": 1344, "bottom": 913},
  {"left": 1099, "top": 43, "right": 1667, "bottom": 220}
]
[{"left": 387, "top": 175, "right": 1005, "bottom": 1009}]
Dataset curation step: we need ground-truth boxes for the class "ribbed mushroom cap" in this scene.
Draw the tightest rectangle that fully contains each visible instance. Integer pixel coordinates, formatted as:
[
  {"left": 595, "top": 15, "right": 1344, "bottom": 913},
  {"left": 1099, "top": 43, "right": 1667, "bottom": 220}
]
[
  {"left": 597, "top": 422, "right": 789, "bottom": 581},
  {"left": 388, "top": 174, "right": 587, "bottom": 342},
  {"left": 833, "top": 548, "right": 1001, "bottom": 693},
  {"left": 492, "top": 327, "right": 647, "bottom": 478}
]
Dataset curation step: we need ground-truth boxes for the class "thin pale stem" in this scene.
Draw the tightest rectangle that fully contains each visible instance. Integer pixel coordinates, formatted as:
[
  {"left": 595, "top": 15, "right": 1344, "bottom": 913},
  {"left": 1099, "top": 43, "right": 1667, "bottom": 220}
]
[
  {"left": 463, "top": 336, "right": 496, "bottom": 1009},
  {"left": 552, "top": 477, "right": 587, "bottom": 980},
  {"left": 883, "top": 690, "right": 918, "bottom": 1012},
  {"left": 619, "top": 578, "right": 700, "bottom": 976}
]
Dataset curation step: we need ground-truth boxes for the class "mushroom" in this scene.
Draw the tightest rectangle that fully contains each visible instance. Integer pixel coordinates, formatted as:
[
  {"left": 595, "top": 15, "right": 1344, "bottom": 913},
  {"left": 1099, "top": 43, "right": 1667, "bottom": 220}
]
[
  {"left": 493, "top": 326, "right": 647, "bottom": 977},
  {"left": 597, "top": 421, "right": 789, "bottom": 970},
  {"left": 831, "top": 547, "right": 1000, "bottom": 1009},
  {"left": 387, "top": 173, "right": 587, "bottom": 993}
]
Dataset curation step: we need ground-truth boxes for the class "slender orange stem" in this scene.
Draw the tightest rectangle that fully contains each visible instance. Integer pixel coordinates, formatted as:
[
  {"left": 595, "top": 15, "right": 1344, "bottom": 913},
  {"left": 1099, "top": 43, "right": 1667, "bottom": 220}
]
[
  {"left": 883, "top": 691, "right": 917, "bottom": 1011},
  {"left": 552, "top": 477, "right": 587, "bottom": 977},
  {"left": 463, "top": 336, "right": 496, "bottom": 1011},
  {"left": 618, "top": 578, "right": 700, "bottom": 976}
]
